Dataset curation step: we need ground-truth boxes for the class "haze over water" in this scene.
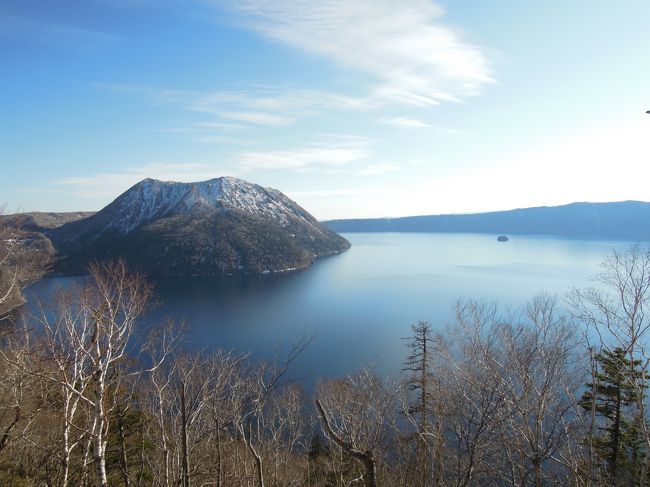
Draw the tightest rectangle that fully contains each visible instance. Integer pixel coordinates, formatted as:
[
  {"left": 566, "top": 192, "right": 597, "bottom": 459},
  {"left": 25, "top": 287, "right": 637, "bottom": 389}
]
[{"left": 26, "top": 233, "right": 630, "bottom": 388}]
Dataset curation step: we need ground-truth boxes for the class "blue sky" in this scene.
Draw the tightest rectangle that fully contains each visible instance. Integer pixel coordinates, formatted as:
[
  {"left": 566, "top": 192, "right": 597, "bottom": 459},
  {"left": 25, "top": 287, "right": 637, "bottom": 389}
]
[{"left": 2, "top": 0, "right": 649, "bottom": 219}]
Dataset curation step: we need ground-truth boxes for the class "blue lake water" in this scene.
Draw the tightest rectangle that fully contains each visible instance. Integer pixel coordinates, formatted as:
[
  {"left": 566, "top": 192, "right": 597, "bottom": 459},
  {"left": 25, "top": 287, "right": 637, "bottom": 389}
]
[{"left": 24, "top": 233, "right": 630, "bottom": 386}]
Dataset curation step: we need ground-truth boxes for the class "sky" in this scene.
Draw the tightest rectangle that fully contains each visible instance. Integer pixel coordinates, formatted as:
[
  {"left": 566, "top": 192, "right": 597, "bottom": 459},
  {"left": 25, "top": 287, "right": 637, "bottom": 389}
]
[{"left": 1, "top": 0, "right": 649, "bottom": 220}]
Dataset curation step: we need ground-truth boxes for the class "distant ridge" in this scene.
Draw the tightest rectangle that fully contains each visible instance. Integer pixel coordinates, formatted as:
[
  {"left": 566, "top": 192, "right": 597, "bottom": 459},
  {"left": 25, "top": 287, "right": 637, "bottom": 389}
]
[
  {"left": 0, "top": 211, "right": 94, "bottom": 231},
  {"left": 324, "top": 201, "right": 650, "bottom": 240}
]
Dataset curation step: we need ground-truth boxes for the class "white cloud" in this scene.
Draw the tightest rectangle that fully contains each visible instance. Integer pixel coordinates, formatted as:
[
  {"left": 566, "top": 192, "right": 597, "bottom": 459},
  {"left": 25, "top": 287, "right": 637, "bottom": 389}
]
[
  {"left": 357, "top": 163, "right": 402, "bottom": 176},
  {"left": 194, "top": 134, "right": 249, "bottom": 144},
  {"left": 381, "top": 116, "right": 433, "bottom": 128},
  {"left": 193, "top": 121, "right": 247, "bottom": 130},
  {"left": 97, "top": 83, "right": 369, "bottom": 126},
  {"left": 192, "top": 88, "right": 366, "bottom": 113},
  {"left": 227, "top": 0, "right": 493, "bottom": 106},
  {"left": 96, "top": 0, "right": 493, "bottom": 130},
  {"left": 53, "top": 162, "right": 237, "bottom": 199},
  {"left": 220, "top": 110, "right": 294, "bottom": 126},
  {"left": 94, "top": 83, "right": 189, "bottom": 104},
  {"left": 317, "top": 133, "right": 377, "bottom": 143},
  {"left": 0, "top": 14, "right": 117, "bottom": 43},
  {"left": 154, "top": 121, "right": 251, "bottom": 143},
  {"left": 238, "top": 142, "right": 371, "bottom": 171}
]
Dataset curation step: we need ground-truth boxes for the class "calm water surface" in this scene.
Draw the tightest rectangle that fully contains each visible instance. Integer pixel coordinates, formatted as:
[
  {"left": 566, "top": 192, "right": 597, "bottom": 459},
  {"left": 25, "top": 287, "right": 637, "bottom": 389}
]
[{"left": 25, "top": 233, "right": 630, "bottom": 386}]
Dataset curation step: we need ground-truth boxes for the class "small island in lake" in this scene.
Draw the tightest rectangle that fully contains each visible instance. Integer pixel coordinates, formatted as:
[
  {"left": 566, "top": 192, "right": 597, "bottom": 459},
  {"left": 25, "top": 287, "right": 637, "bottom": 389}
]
[{"left": 497, "top": 235, "right": 509, "bottom": 242}]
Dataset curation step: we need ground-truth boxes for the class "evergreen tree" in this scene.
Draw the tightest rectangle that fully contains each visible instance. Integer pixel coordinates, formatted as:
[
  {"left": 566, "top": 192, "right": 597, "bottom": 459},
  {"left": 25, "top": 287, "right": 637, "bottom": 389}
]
[
  {"left": 307, "top": 433, "right": 331, "bottom": 485},
  {"left": 580, "top": 348, "right": 646, "bottom": 484},
  {"left": 308, "top": 433, "right": 328, "bottom": 460}
]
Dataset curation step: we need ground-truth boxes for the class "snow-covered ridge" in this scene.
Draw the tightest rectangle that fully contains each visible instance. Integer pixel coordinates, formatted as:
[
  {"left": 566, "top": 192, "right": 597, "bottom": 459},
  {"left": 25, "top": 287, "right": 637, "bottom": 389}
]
[{"left": 106, "top": 177, "right": 322, "bottom": 236}]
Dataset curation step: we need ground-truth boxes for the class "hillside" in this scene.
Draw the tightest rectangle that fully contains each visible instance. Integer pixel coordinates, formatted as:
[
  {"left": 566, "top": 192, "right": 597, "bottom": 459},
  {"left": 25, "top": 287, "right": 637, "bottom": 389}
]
[
  {"left": 0, "top": 211, "right": 94, "bottom": 232},
  {"left": 325, "top": 201, "right": 650, "bottom": 240}
]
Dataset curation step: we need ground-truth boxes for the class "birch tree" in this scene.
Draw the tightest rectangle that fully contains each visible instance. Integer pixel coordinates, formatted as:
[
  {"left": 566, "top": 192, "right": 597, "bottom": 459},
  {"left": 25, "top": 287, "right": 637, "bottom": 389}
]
[
  {"left": 169, "top": 353, "right": 216, "bottom": 487},
  {"left": 7, "top": 260, "right": 153, "bottom": 487},
  {"left": 570, "top": 245, "right": 650, "bottom": 484}
]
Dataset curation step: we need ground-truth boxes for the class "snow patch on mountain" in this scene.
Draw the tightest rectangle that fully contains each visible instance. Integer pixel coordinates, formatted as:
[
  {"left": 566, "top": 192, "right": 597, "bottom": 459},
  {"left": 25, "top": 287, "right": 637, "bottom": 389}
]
[{"left": 104, "top": 176, "right": 323, "bottom": 236}]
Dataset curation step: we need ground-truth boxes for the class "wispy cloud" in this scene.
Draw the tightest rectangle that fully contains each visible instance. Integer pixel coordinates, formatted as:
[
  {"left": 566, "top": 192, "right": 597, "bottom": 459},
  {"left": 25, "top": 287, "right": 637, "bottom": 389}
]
[
  {"left": 238, "top": 147, "right": 368, "bottom": 171},
  {"left": 193, "top": 121, "right": 248, "bottom": 130},
  {"left": 94, "top": 0, "right": 494, "bottom": 131},
  {"left": 381, "top": 116, "right": 433, "bottom": 128},
  {"left": 97, "top": 83, "right": 367, "bottom": 126},
  {"left": 226, "top": 0, "right": 493, "bottom": 106},
  {"left": 193, "top": 134, "right": 250, "bottom": 144},
  {"left": 95, "top": 83, "right": 190, "bottom": 105},
  {"left": 0, "top": 14, "right": 117, "bottom": 44},
  {"left": 95, "top": 0, "right": 494, "bottom": 129},
  {"left": 220, "top": 111, "right": 294, "bottom": 126},
  {"left": 317, "top": 133, "right": 377, "bottom": 143},
  {"left": 238, "top": 137, "right": 371, "bottom": 171},
  {"left": 154, "top": 121, "right": 250, "bottom": 144},
  {"left": 53, "top": 162, "right": 237, "bottom": 198},
  {"left": 357, "top": 163, "right": 401, "bottom": 176},
  {"left": 190, "top": 88, "right": 366, "bottom": 113},
  {"left": 93, "top": 0, "right": 175, "bottom": 7}
]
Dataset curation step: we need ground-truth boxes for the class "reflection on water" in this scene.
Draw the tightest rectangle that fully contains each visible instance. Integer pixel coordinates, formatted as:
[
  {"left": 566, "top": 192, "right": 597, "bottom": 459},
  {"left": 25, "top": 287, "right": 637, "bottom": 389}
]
[{"left": 24, "top": 233, "right": 628, "bottom": 388}]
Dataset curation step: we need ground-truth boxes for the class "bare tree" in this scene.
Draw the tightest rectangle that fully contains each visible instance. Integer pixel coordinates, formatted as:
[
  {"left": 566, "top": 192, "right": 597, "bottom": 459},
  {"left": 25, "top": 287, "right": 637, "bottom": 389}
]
[
  {"left": 315, "top": 366, "right": 399, "bottom": 487},
  {"left": 73, "top": 261, "right": 153, "bottom": 487},
  {"left": 428, "top": 296, "right": 584, "bottom": 487},
  {"left": 496, "top": 295, "right": 583, "bottom": 487},
  {"left": 570, "top": 245, "right": 650, "bottom": 484},
  {"left": 204, "top": 350, "right": 248, "bottom": 487},
  {"left": 168, "top": 352, "right": 217, "bottom": 487},
  {"left": 435, "top": 300, "right": 508, "bottom": 486},
  {"left": 4, "top": 261, "right": 154, "bottom": 486},
  {"left": 0, "top": 331, "right": 47, "bottom": 460},
  {"left": 237, "top": 333, "right": 313, "bottom": 487},
  {"left": 141, "top": 358, "right": 176, "bottom": 487},
  {"left": 264, "top": 383, "right": 305, "bottom": 485}
]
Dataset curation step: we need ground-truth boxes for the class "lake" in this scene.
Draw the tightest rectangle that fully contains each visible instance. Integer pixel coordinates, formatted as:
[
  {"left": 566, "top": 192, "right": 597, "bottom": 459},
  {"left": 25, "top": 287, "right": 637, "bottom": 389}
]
[{"left": 24, "top": 233, "right": 630, "bottom": 387}]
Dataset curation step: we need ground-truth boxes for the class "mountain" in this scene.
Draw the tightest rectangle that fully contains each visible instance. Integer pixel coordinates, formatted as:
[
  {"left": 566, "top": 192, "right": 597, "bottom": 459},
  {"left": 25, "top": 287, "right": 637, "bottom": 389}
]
[
  {"left": 325, "top": 201, "right": 650, "bottom": 240},
  {"left": 0, "top": 212, "right": 84, "bottom": 315},
  {"left": 0, "top": 212, "right": 93, "bottom": 272},
  {"left": 50, "top": 177, "right": 350, "bottom": 276},
  {"left": 0, "top": 211, "right": 95, "bottom": 232}
]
